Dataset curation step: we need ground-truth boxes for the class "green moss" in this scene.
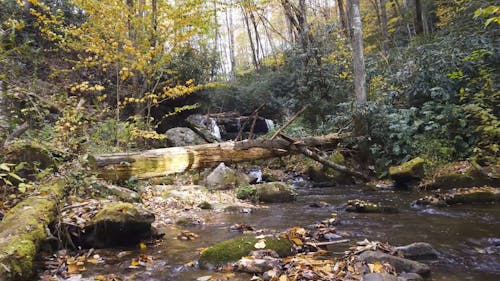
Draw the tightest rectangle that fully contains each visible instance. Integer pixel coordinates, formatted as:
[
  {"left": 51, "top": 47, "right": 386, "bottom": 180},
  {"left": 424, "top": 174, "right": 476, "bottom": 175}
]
[
  {"left": 92, "top": 202, "right": 153, "bottom": 223},
  {"left": 389, "top": 157, "right": 425, "bottom": 183},
  {"left": 0, "top": 179, "right": 66, "bottom": 280},
  {"left": 199, "top": 236, "right": 294, "bottom": 267},
  {"left": 236, "top": 185, "right": 257, "bottom": 201}
]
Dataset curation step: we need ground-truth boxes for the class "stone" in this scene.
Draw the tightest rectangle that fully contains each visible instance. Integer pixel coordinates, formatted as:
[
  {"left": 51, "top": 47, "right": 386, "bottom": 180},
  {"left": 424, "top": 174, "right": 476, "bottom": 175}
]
[
  {"left": 389, "top": 157, "right": 425, "bottom": 185},
  {"left": 395, "top": 242, "right": 438, "bottom": 260},
  {"left": 361, "top": 273, "right": 399, "bottom": 281},
  {"left": 199, "top": 236, "right": 294, "bottom": 268},
  {"left": 165, "top": 127, "right": 206, "bottom": 147},
  {"left": 205, "top": 163, "right": 251, "bottom": 189},
  {"left": 413, "top": 187, "right": 500, "bottom": 207},
  {"left": 346, "top": 199, "right": 399, "bottom": 213},
  {"left": 358, "top": 251, "right": 430, "bottom": 276},
  {"left": 85, "top": 202, "right": 155, "bottom": 247},
  {"left": 255, "top": 182, "right": 296, "bottom": 203},
  {"left": 397, "top": 273, "right": 423, "bottom": 281},
  {"left": 419, "top": 161, "right": 499, "bottom": 190}
]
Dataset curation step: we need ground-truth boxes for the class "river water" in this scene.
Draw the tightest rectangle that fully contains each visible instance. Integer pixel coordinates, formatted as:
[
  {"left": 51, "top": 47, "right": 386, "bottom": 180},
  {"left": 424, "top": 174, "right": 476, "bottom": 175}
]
[{"left": 78, "top": 185, "right": 500, "bottom": 280}]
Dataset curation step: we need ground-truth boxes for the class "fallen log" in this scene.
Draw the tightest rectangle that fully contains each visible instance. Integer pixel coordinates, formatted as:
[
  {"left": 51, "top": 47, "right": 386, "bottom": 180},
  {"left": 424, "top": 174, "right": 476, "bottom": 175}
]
[
  {"left": 89, "top": 133, "right": 348, "bottom": 181},
  {"left": 0, "top": 178, "right": 67, "bottom": 281}
]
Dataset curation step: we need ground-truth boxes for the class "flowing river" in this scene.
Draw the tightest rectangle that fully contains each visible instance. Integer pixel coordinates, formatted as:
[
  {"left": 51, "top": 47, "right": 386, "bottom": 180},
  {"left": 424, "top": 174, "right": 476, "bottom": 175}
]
[{"left": 65, "top": 185, "right": 500, "bottom": 280}]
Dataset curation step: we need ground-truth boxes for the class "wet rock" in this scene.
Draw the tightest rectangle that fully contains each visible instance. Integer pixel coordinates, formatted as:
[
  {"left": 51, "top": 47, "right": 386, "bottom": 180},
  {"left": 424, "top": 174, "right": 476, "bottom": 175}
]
[
  {"left": 358, "top": 251, "right": 430, "bottom": 276},
  {"left": 361, "top": 273, "right": 399, "bottom": 281},
  {"left": 175, "top": 217, "right": 203, "bottom": 226},
  {"left": 346, "top": 199, "right": 399, "bottom": 213},
  {"left": 248, "top": 166, "right": 263, "bottom": 183},
  {"left": 197, "top": 201, "right": 213, "bottom": 209},
  {"left": 238, "top": 182, "right": 297, "bottom": 203},
  {"left": 99, "top": 184, "right": 140, "bottom": 202},
  {"left": 85, "top": 202, "right": 155, "bottom": 247},
  {"left": 419, "top": 161, "right": 499, "bottom": 190},
  {"left": 413, "top": 187, "right": 500, "bottom": 207},
  {"left": 205, "top": 163, "right": 251, "bottom": 190},
  {"left": 3, "top": 141, "right": 61, "bottom": 179},
  {"left": 165, "top": 127, "right": 206, "bottom": 147},
  {"left": 389, "top": 157, "right": 425, "bottom": 185},
  {"left": 395, "top": 242, "right": 438, "bottom": 260},
  {"left": 199, "top": 236, "right": 294, "bottom": 268},
  {"left": 235, "top": 250, "right": 281, "bottom": 274},
  {"left": 186, "top": 114, "right": 221, "bottom": 142},
  {"left": 397, "top": 273, "right": 423, "bottom": 281},
  {"left": 307, "top": 166, "right": 335, "bottom": 183}
]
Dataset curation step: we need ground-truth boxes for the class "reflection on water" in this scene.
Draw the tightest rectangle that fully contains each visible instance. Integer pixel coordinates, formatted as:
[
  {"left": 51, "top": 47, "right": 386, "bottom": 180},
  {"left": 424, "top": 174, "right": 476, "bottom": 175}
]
[{"left": 79, "top": 186, "right": 500, "bottom": 280}]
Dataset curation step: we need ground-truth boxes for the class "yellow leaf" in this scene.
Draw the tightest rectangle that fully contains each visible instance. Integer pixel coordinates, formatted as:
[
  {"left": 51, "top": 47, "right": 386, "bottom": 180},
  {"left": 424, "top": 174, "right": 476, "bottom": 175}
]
[
  {"left": 279, "top": 275, "right": 288, "bottom": 281},
  {"left": 368, "top": 261, "right": 385, "bottom": 273},
  {"left": 291, "top": 238, "right": 303, "bottom": 246},
  {"left": 139, "top": 242, "right": 147, "bottom": 250}
]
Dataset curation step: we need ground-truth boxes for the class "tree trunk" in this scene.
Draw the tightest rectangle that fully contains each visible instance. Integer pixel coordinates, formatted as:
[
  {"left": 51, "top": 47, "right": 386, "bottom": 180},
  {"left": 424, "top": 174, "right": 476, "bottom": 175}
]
[
  {"left": 90, "top": 134, "right": 348, "bottom": 181},
  {"left": 242, "top": 7, "right": 259, "bottom": 70},
  {"left": 414, "top": 0, "right": 423, "bottom": 34},
  {"left": 338, "top": 0, "right": 350, "bottom": 39},
  {"left": 350, "top": 0, "right": 367, "bottom": 106},
  {"left": 225, "top": 6, "right": 236, "bottom": 79},
  {"left": 380, "top": 0, "right": 389, "bottom": 55}
]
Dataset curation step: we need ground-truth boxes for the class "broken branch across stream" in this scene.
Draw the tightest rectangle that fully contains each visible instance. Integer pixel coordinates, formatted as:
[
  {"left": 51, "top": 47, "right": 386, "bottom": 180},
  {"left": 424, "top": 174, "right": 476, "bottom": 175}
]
[{"left": 89, "top": 133, "right": 350, "bottom": 181}]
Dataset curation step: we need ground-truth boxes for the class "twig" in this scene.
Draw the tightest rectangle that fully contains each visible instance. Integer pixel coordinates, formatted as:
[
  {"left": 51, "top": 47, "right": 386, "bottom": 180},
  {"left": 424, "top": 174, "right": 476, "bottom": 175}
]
[
  {"left": 60, "top": 202, "right": 90, "bottom": 212},
  {"left": 306, "top": 239, "right": 350, "bottom": 247},
  {"left": 1, "top": 122, "right": 29, "bottom": 148},
  {"left": 234, "top": 103, "right": 265, "bottom": 141},
  {"left": 271, "top": 104, "right": 310, "bottom": 140}
]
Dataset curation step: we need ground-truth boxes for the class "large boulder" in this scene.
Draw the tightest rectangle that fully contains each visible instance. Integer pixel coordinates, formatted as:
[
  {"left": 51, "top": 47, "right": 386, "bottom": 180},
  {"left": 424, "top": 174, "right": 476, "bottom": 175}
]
[
  {"left": 357, "top": 251, "right": 430, "bottom": 276},
  {"left": 237, "top": 182, "right": 297, "bottom": 203},
  {"left": 205, "top": 163, "right": 251, "bottom": 190},
  {"left": 165, "top": 127, "right": 206, "bottom": 147},
  {"left": 389, "top": 158, "right": 425, "bottom": 185},
  {"left": 85, "top": 202, "right": 155, "bottom": 247},
  {"left": 419, "top": 161, "right": 499, "bottom": 190},
  {"left": 199, "top": 236, "right": 294, "bottom": 268},
  {"left": 346, "top": 199, "right": 399, "bottom": 213}
]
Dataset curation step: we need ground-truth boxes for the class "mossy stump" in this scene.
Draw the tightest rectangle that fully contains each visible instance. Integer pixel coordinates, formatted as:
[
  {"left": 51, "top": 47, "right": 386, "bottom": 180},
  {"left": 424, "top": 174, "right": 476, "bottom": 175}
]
[
  {"left": 199, "top": 236, "right": 294, "bottom": 268},
  {"left": 0, "top": 179, "right": 66, "bottom": 281}
]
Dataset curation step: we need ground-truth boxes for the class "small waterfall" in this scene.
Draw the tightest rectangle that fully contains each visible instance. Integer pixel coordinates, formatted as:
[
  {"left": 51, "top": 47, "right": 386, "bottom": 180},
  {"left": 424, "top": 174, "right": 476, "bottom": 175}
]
[
  {"left": 265, "top": 119, "right": 274, "bottom": 132},
  {"left": 209, "top": 118, "right": 221, "bottom": 140}
]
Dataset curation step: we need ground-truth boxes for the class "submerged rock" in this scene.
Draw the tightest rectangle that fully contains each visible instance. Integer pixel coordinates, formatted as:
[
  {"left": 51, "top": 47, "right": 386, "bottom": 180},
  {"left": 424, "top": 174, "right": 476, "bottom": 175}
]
[
  {"left": 237, "top": 182, "right": 297, "bottom": 203},
  {"left": 395, "top": 242, "right": 438, "bottom": 260},
  {"left": 413, "top": 186, "right": 500, "bottom": 207},
  {"left": 199, "top": 236, "right": 294, "bottom": 268},
  {"left": 361, "top": 273, "right": 399, "bottom": 281},
  {"left": 346, "top": 199, "right": 399, "bottom": 213},
  {"left": 389, "top": 157, "right": 425, "bottom": 185},
  {"left": 85, "top": 202, "right": 155, "bottom": 247},
  {"left": 419, "top": 161, "right": 499, "bottom": 190},
  {"left": 205, "top": 163, "right": 251, "bottom": 190},
  {"left": 358, "top": 251, "right": 430, "bottom": 276}
]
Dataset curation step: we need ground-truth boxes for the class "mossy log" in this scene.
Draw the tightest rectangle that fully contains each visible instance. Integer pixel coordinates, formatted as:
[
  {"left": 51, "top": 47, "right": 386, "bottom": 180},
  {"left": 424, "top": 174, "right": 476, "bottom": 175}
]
[
  {"left": 89, "top": 134, "right": 347, "bottom": 181},
  {"left": 0, "top": 179, "right": 67, "bottom": 281}
]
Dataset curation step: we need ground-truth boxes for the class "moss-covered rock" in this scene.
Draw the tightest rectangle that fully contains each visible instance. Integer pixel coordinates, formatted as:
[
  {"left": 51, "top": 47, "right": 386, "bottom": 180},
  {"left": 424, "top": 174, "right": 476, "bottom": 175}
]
[
  {"left": 346, "top": 199, "right": 399, "bottom": 213},
  {"left": 419, "top": 161, "right": 499, "bottom": 190},
  {"left": 237, "top": 182, "right": 296, "bottom": 203},
  {"left": 389, "top": 157, "right": 425, "bottom": 185},
  {"left": 413, "top": 186, "right": 500, "bottom": 207},
  {"left": 0, "top": 179, "right": 66, "bottom": 281},
  {"left": 85, "top": 202, "right": 155, "bottom": 247},
  {"left": 199, "top": 236, "right": 294, "bottom": 268},
  {"left": 255, "top": 182, "right": 296, "bottom": 203}
]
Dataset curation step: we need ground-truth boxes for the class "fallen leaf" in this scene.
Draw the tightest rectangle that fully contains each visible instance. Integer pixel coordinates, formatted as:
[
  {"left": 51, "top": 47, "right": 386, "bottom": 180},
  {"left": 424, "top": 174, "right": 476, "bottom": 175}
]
[
  {"left": 139, "top": 242, "right": 147, "bottom": 250},
  {"left": 368, "top": 261, "right": 385, "bottom": 273}
]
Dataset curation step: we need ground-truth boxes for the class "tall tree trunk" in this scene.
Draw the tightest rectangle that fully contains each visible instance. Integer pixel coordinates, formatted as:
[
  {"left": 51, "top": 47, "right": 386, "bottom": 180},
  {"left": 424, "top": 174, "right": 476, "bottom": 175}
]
[
  {"left": 338, "top": 0, "right": 350, "bottom": 39},
  {"left": 225, "top": 6, "right": 236, "bottom": 79},
  {"left": 415, "top": 0, "right": 423, "bottom": 34},
  {"left": 380, "top": 0, "right": 389, "bottom": 55},
  {"left": 242, "top": 7, "right": 259, "bottom": 70},
  {"left": 350, "top": 0, "right": 367, "bottom": 107},
  {"left": 151, "top": 0, "right": 157, "bottom": 47}
]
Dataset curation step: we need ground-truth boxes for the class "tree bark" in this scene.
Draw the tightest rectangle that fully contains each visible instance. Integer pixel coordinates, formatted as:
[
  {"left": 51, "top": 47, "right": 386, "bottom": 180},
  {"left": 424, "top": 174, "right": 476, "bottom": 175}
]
[
  {"left": 414, "top": 0, "right": 423, "bottom": 35},
  {"left": 350, "top": 0, "right": 367, "bottom": 106},
  {"left": 338, "top": 0, "right": 350, "bottom": 39},
  {"left": 89, "top": 134, "right": 348, "bottom": 181},
  {"left": 380, "top": 0, "right": 389, "bottom": 55}
]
